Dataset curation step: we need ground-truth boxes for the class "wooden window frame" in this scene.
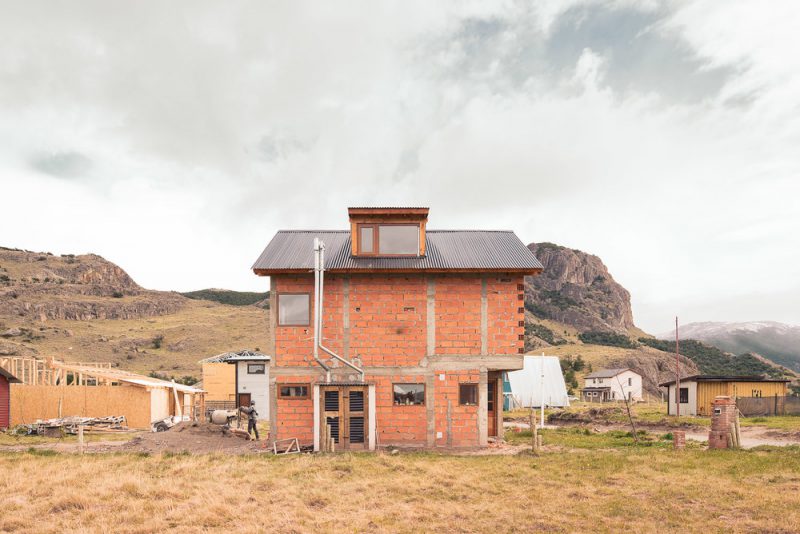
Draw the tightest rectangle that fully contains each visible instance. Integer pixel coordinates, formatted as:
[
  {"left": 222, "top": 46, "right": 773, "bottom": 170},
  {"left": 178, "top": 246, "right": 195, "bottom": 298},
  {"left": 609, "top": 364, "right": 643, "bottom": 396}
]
[
  {"left": 247, "top": 363, "right": 266, "bottom": 375},
  {"left": 279, "top": 383, "right": 309, "bottom": 399},
  {"left": 355, "top": 222, "right": 420, "bottom": 257},
  {"left": 459, "top": 383, "right": 478, "bottom": 406},
  {"left": 679, "top": 387, "right": 689, "bottom": 404},
  {"left": 392, "top": 383, "right": 425, "bottom": 406},
  {"left": 276, "top": 293, "right": 311, "bottom": 326}
]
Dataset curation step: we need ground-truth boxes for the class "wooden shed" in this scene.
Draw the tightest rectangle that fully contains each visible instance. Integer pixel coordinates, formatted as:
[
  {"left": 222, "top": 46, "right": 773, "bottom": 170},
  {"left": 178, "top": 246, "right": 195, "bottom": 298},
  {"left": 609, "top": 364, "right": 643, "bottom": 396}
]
[
  {"left": 1, "top": 367, "right": 22, "bottom": 429},
  {"left": 660, "top": 375, "right": 790, "bottom": 416}
]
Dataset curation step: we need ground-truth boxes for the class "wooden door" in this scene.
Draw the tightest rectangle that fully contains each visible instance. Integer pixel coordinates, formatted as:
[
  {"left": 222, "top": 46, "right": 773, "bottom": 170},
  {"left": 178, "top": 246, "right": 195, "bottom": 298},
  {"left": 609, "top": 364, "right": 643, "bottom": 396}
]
[
  {"left": 320, "top": 385, "right": 368, "bottom": 450},
  {"left": 237, "top": 393, "right": 251, "bottom": 409},
  {"left": 487, "top": 377, "right": 497, "bottom": 437}
]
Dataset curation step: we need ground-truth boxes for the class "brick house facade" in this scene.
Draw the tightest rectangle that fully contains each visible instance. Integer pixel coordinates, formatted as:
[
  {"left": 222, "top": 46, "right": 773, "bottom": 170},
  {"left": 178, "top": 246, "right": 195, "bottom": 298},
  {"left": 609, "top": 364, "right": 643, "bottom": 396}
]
[{"left": 253, "top": 208, "right": 542, "bottom": 449}]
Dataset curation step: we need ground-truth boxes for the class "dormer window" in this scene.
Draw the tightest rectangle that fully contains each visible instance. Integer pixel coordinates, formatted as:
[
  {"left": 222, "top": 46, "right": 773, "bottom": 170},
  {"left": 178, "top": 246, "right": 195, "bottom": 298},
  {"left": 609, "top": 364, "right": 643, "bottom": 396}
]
[
  {"left": 357, "top": 224, "right": 419, "bottom": 255},
  {"left": 349, "top": 207, "right": 428, "bottom": 257}
]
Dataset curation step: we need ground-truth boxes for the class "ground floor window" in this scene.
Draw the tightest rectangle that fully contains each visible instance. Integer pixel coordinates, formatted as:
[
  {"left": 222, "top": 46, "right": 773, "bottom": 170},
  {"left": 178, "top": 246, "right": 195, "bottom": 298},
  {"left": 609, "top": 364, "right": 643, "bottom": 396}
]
[
  {"left": 393, "top": 384, "right": 424, "bottom": 405},
  {"left": 679, "top": 387, "right": 689, "bottom": 403},
  {"left": 280, "top": 384, "right": 309, "bottom": 399},
  {"left": 459, "top": 383, "right": 478, "bottom": 405}
]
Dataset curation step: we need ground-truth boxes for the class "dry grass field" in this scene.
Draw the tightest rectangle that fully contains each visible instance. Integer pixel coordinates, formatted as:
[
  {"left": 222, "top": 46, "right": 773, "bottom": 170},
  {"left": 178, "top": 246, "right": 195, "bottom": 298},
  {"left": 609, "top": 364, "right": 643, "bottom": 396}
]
[{"left": 1, "top": 432, "right": 799, "bottom": 533}]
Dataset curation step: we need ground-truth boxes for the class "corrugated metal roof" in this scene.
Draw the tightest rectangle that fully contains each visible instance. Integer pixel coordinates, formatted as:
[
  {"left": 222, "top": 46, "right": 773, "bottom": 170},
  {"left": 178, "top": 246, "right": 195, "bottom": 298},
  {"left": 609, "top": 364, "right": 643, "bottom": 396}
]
[
  {"left": 0, "top": 366, "right": 21, "bottom": 383},
  {"left": 585, "top": 368, "right": 630, "bottom": 379},
  {"left": 251, "top": 230, "right": 543, "bottom": 273},
  {"left": 200, "top": 350, "right": 271, "bottom": 363},
  {"left": 659, "top": 375, "right": 791, "bottom": 387}
]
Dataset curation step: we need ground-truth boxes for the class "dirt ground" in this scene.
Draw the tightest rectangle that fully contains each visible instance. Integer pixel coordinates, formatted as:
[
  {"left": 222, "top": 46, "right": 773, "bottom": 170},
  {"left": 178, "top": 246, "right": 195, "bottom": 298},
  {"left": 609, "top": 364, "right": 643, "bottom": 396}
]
[
  {"left": 0, "top": 422, "right": 267, "bottom": 454},
  {"left": 117, "top": 421, "right": 265, "bottom": 454}
]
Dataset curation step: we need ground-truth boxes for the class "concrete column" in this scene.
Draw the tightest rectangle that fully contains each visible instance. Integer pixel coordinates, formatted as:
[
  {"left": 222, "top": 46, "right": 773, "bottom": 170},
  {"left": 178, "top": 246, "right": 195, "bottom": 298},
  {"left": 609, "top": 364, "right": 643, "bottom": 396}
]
[
  {"left": 426, "top": 278, "right": 436, "bottom": 356},
  {"left": 478, "top": 369, "right": 488, "bottom": 447},
  {"left": 480, "top": 276, "right": 488, "bottom": 356},
  {"left": 313, "top": 384, "right": 321, "bottom": 451},
  {"left": 425, "top": 374, "right": 436, "bottom": 447},
  {"left": 368, "top": 384, "right": 376, "bottom": 451},
  {"left": 269, "top": 288, "right": 278, "bottom": 358},
  {"left": 269, "top": 378, "right": 278, "bottom": 448}
]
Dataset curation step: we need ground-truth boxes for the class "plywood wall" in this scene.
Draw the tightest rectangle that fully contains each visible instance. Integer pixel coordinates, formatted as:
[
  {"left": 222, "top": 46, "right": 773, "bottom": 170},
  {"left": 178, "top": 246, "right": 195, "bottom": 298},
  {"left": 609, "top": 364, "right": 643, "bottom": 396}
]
[
  {"left": 10, "top": 384, "right": 152, "bottom": 429},
  {"left": 202, "top": 363, "right": 235, "bottom": 401}
]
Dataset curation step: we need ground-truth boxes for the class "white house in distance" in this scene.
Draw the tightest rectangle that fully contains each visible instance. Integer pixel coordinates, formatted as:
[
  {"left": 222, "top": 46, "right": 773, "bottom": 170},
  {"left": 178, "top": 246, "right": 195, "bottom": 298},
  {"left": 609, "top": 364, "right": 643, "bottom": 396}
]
[
  {"left": 582, "top": 368, "right": 643, "bottom": 402},
  {"left": 201, "top": 350, "right": 271, "bottom": 420}
]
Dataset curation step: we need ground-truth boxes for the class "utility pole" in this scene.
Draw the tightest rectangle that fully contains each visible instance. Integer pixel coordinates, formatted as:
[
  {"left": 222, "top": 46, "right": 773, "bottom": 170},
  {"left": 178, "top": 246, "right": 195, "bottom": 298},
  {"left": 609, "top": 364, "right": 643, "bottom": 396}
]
[{"left": 675, "top": 316, "right": 680, "bottom": 419}]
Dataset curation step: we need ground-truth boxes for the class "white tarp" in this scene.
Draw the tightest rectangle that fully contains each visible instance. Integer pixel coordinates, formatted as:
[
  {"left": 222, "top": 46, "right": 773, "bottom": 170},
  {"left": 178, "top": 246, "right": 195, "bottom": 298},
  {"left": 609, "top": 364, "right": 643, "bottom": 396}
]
[{"left": 507, "top": 355, "right": 570, "bottom": 408}]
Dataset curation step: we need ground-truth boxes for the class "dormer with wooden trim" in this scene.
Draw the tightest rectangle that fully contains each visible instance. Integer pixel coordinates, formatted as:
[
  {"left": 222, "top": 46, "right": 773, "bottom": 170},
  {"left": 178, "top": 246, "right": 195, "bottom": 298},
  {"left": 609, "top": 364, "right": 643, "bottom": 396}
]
[{"left": 348, "top": 207, "right": 429, "bottom": 257}]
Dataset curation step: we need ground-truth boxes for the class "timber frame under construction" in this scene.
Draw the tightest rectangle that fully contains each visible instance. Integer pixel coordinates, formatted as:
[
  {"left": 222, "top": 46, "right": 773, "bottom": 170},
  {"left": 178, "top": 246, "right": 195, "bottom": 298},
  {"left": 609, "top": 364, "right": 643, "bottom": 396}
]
[{"left": 0, "top": 356, "right": 205, "bottom": 429}]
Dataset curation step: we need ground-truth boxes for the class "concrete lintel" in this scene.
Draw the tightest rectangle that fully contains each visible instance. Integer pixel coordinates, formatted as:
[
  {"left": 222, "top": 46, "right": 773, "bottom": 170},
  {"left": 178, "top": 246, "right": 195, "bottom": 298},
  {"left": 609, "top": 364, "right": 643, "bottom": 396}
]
[{"left": 426, "top": 354, "right": 524, "bottom": 371}]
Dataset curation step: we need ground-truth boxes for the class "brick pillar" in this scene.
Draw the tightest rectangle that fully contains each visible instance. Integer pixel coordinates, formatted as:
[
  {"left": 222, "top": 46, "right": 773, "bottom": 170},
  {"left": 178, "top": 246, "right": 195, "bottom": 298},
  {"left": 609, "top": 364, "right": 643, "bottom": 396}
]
[
  {"left": 673, "top": 430, "right": 686, "bottom": 450},
  {"left": 708, "top": 396, "right": 736, "bottom": 449}
]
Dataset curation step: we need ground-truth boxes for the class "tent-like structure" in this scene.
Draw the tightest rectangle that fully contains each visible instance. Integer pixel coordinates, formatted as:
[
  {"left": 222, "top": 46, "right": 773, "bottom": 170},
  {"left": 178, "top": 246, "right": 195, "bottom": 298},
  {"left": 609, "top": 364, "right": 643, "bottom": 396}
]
[{"left": 506, "top": 355, "right": 570, "bottom": 409}]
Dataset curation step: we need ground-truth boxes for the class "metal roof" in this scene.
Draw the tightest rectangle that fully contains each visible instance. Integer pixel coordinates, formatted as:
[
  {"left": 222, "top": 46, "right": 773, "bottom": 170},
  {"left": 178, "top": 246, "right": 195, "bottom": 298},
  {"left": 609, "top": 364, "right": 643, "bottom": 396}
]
[
  {"left": 585, "top": 368, "right": 630, "bottom": 379},
  {"left": 200, "top": 350, "right": 271, "bottom": 364},
  {"left": 252, "top": 230, "right": 543, "bottom": 273},
  {"left": 0, "top": 366, "right": 21, "bottom": 383},
  {"left": 659, "top": 375, "right": 791, "bottom": 387}
]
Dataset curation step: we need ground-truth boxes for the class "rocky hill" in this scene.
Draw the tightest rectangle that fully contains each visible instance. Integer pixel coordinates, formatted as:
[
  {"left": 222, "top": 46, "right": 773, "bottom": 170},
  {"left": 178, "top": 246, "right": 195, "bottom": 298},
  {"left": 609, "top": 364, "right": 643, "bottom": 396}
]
[
  {"left": 0, "top": 247, "right": 269, "bottom": 377},
  {"left": 524, "top": 242, "right": 635, "bottom": 334}
]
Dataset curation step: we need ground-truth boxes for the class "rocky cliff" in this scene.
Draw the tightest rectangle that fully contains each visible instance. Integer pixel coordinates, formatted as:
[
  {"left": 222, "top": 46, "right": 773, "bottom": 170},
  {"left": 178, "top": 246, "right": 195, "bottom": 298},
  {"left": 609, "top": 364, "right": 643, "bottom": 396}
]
[
  {"left": 525, "top": 243, "right": 635, "bottom": 334},
  {"left": 0, "top": 247, "right": 185, "bottom": 321}
]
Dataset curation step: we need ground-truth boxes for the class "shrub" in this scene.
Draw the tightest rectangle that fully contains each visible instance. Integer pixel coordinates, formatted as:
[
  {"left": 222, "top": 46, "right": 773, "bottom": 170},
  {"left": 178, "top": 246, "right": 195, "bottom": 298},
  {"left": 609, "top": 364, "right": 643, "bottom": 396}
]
[
  {"left": 638, "top": 338, "right": 783, "bottom": 377},
  {"left": 152, "top": 335, "right": 164, "bottom": 349},
  {"left": 579, "top": 331, "right": 637, "bottom": 348},
  {"left": 111, "top": 291, "right": 124, "bottom": 298}
]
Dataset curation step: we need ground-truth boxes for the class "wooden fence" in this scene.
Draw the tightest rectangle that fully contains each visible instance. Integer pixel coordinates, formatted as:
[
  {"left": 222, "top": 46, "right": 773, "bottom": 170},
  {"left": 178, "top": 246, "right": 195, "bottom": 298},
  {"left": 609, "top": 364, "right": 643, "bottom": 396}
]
[{"left": 736, "top": 395, "right": 800, "bottom": 417}]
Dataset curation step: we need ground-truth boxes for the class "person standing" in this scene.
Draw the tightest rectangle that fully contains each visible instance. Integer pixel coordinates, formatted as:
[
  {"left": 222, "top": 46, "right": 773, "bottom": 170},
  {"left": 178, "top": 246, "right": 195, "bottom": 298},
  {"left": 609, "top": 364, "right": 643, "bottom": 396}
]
[{"left": 240, "top": 400, "right": 259, "bottom": 440}]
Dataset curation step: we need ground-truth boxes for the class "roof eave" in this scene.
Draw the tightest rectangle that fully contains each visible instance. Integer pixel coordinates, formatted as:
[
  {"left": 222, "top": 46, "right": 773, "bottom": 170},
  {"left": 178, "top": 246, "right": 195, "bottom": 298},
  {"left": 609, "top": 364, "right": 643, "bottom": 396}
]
[{"left": 254, "top": 267, "right": 543, "bottom": 276}]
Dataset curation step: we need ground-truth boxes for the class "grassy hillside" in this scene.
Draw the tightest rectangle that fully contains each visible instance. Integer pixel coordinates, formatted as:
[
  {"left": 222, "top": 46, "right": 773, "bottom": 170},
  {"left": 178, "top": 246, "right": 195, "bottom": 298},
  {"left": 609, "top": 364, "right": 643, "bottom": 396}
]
[
  {"left": 181, "top": 289, "right": 269, "bottom": 307},
  {"left": 639, "top": 338, "right": 789, "bottom": 378},
  {"left": 0, "top": 248, "right": 271, "bottom": 379}
]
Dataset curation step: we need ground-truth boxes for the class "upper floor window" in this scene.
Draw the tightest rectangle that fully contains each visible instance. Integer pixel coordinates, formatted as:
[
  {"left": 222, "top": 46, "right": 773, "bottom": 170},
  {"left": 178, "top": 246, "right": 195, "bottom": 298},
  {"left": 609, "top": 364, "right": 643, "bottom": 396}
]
[
  {"left": 357, "top": 224, "right": 420, "bottom": 256},
  {"left": 277, "top": 293, "right": 310, "bottom": 326},
  {"left": 349, "top": 207, "right": 428, "bottom": 257}
]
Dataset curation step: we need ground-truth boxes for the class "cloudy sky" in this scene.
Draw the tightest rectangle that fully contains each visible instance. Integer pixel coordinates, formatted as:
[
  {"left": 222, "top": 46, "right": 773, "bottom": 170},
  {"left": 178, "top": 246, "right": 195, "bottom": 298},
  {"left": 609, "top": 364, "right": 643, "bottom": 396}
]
[{"left": 2, "top": 1, "right": 799, "bottom": 334}]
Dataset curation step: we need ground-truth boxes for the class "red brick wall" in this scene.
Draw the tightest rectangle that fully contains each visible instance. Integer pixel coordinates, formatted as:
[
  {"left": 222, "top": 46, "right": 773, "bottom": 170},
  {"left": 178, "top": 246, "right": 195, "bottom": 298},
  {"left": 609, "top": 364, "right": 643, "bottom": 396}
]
[
  {"left": 270, "top": 273, "right": 525, "bottom": 446},
  {"left": 433, "top": 370, "right": 480, "bottom": 447},
  {"left": 373, "top": 374, "right": 427, "bottom": 444},
  {"left": 274, "top": 376, "right": 314, "bottom": 444},
  {"left": 487, "top": 275, "right": 525, "bottom": 354},
  {"left": 435, "top": 276, "right": 482, "bottom": 354},
  {"left": 272, "top": 273, "right": 524, "bottom": 363},
  {"left": 349, "top": 276, "right": 427, "bottom": 366}
]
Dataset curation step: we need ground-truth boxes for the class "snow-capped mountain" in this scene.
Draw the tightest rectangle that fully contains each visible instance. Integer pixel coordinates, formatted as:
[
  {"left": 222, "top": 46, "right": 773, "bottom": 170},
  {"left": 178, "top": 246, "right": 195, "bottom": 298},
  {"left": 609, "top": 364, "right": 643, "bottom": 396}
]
[{"left": 659, "top": 321, "right": 800, "bottom": 372}]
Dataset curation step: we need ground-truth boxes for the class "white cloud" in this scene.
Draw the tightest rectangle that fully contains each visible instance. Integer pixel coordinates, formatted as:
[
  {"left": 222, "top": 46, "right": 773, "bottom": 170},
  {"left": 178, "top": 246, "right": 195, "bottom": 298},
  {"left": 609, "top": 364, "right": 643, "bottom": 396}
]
[{"left": 1, "top": 1, "right": 799, "bottom": 334}]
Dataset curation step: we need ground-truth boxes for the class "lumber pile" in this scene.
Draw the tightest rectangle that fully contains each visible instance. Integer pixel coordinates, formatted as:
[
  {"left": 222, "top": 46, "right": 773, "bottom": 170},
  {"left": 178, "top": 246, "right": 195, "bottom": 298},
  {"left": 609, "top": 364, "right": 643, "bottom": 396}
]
[{"left": 12, "top": 416, "right": 130, "bottom": 436}]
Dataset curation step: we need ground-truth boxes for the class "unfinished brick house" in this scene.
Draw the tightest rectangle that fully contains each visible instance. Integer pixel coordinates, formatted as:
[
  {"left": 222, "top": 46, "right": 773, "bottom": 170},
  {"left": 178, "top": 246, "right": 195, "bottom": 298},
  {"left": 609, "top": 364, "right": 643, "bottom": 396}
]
[{"left": 252, "top": 207, "right": 542, "bottom": 450}]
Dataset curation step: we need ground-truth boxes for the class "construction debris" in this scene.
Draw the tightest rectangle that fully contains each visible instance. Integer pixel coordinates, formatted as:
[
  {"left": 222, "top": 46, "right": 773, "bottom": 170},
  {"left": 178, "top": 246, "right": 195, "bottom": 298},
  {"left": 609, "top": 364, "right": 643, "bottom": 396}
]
[{"left": 11, "top": 416, "right": 129, "bottom": 436}]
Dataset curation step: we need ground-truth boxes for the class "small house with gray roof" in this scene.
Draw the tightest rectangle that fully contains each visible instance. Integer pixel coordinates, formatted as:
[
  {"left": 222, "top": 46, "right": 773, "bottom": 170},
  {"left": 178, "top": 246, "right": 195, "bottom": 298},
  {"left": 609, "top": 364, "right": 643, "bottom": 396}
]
[
  {"left": 251, "top": 207, "right": 543, "bottom": 450},
  {"left": 582, "top": 368, "right": 643, "bottom": 402}
]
